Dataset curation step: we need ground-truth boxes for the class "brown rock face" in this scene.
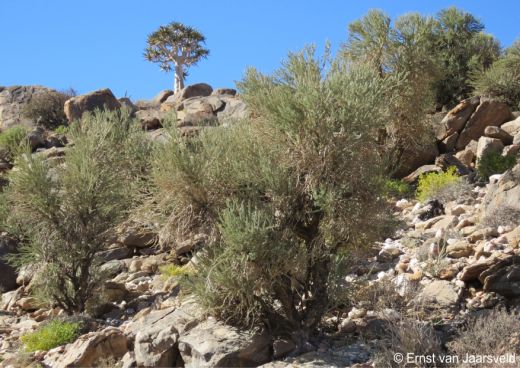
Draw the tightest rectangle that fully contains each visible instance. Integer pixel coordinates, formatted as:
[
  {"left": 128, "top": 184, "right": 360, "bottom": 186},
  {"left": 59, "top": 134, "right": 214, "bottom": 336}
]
[
  {"left": 394, "top": 139, "right": 439, "bottom": 178},
  {"left": 436, "top": 97, "right": 480, "bottom": 140},
  {"left": 446, "top": 241, "right": 473, "bottom": 258},
  {"left": 454, "top": 140, "right": 478, "bottom": 166},
  {"left": 503, "top": 144, "right": 520, "bottom": 157},
  {"left": 501, "top": 116, "right": 520, "bottom": 136},
  {"left": 484, "top": 126, "right": 513, "bottom": 145},
  {"left": 455, "top": 98, "right": 512, "bottom": 150},
  {"left": 118, "top": 97, "right": 137, "bottom": 115},
  {"left": 135, "top": 109, "right": 167, "bottom": 130},
  {"left": 435, "top": 153, "right": 472, "bottom": 175},
  {"left": 118, "top": 225, "right": 157, "bottom": 248},
  {"left": 178, "top": 320, "right": 272, "bottom": 367},
  {"left": 163, "top": 83, "right": 213, "bottom": 109},
  {"left": 152, "top": 89, "right": 174, "bottom": 105},
  {"left": 417, "top": 280, "right": 459, "bottom": 308},
  {"left": 43, "top": 327, "right": 129, "bottom": 368},
  {"left": 161, "top": 92, "right": 248, "bottom": 128},
  {"left": 459, "top": 253, "right": 510, "bottom": 282},
  {"left": 130, "top": 301, "right": 204, "bottom": 367},
  {"left": 162, "top": 85, "right": 214, "bottom": 112},
  {"left": 481, "top": 255, "right": 520, "bottom": 298},
  {"left": 64, "top": 88, "right": 121, "bottom": 122},
  {"left": 439, "top": 132, "right": 459, "bottom": 152},
  {"left": 212, "top": 88, "right": 237, "bottom": 96}
]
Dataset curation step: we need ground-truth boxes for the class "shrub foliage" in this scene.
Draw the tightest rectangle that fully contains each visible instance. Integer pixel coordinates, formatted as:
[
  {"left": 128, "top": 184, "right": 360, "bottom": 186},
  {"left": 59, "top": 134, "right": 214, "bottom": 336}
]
[
  {"left": 149, "top": 48, "right": 394, "bottom": 347},
  {"left": 0, "top": 126, "right": 28, "bottom": 162},
  {"left": 374, "top": 316, "right": 442, "bottom": 368},
  {"left": 416, "top": 166, "right": 461, "bottom": 202},
  {"left": 21, "top": 320, "right": 81, "bottom": 352},
  {"left": 477, "top": 151, "right": 517, "bottom": 179},
  {"left": 342, "top": 7, "right": 501, "bottom": 111},
  {"left": 449, "top": 309, "right": 520, "bottom": 366},
  {"left": 22, "top": 89, "right": 75, "bottom": 129},
  {"left": 384, "top": 179, "right": 412, "bottom": 198},
  {"left": 341, "top": 10, "right": 440, "bottom": 175},
  {"left": 6, "top": 108, "right": 150, "bottom": 314},
  {"left": 472, "top": 40, "right": 520, "bottom": 109},
  {"left": 433, "top": 7, "right": 500, "bottom": 108}
]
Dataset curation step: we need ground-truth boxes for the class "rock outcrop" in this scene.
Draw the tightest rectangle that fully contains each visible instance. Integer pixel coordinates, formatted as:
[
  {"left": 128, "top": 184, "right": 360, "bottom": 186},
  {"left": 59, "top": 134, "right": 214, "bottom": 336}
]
[
  {"left": 43, "top": 327, "right": 129, "bottom": 368},
  {"left": 160, "top": 83, "right": 248, "bottom": 127},
  {"left": 64, "top": 88, "right": 121, "bottom": 122},
  {"left": 481, "top": 163, "right": 520, "bottom": 219},
  {"left": 501, "top": 116, "right": 520, "bottom": 136},
  {"left": 484, "top": 125, "right": 513, "bottom": 145},
  {"left": 429, "top": 97, "right": 517, "bottom": 174},
  {"left": 393, "top": 139, "right": 440, "bottom": 178},
  {"left": 152, "top": 89, "right": 174, "bottom": 105},
  {"left": 178, "top": 320, "right": 271, "bottom": 367},
  {"left": 436, "top": 97, "right": 480, "bottom": 141},
  {"left": 129, "top": 303, "right": 202, "bottom": 367},
  {"left": 127, "top": 84, "right": 248, "bottom": 133},
  {"left": 455, "top": 98, "right": 511, "bottom": 150},
  {"left": 170, "top": 83, "right": 213, "bottom": 103},
  {"left": 480, "top": 255, "right": 520, "bottom": 297},
  {"left": 0, "top": 85, "right": 57, "bottom": 129},
  {"left": 476, "top": 137, "right": 504, "bottom": 161}
]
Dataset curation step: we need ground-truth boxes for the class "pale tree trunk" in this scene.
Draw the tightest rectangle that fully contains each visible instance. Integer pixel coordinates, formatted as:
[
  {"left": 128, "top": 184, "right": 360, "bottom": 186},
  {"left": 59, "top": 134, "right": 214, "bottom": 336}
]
[{"left": 174, "top": 64, "right": 185, "bottom": 93}]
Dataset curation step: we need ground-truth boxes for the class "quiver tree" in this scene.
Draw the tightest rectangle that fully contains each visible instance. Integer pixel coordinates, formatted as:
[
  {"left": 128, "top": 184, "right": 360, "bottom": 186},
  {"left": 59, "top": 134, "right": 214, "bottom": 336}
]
[
  {"left": 149, "top": 47, "right": 395, "bottom": 349},
  {"left": 144, "top": 22, "right": 209, "bottom": 93}
]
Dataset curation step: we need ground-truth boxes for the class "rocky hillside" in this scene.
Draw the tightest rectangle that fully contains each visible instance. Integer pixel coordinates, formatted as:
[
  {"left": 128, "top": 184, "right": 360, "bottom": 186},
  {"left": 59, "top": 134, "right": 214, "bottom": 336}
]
[
  {"left": 0, "top": 86, "right": 57, "bottom": 129},
  {"left": 0, "top": 84, "right": 519, "bottom": 368}
]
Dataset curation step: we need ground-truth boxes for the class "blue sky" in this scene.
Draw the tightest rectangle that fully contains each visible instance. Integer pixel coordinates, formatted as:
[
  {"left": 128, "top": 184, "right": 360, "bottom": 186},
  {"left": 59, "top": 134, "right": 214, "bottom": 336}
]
[{"left": 1, "top": 1, "right": 519, "bottom": 100}]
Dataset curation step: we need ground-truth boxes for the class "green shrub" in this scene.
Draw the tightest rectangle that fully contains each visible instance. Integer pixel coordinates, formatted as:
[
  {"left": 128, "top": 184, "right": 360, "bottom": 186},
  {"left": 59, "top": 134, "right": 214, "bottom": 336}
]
[
  {"left": 477, "top": 151, "right": 517, "bottom": 179},
  {"left": 384, "top": 179, "right": 412, "bottom": 197},
  {"left": 342, "top": 10, "right": 439, "bottom": 174},
  {"left": 21, "top": 320, "right": 80, "bottom": 352},
  {"left": 472, "top": 40, "right": 520, "bottom": 108},
  {"left": 149, "top": 47, "right": 395, "bottom": 348},
  {"left": 22, "top": 89, "right": 75, "bottom": 129},
  {"left": 6, "top": 108, "right": 151, "bottom": 314},
  {"left": 433, "top": 7, "right": 500, "bottom": 108},
  {"left": 0, "top": 126, "right": 28, "bottom": 161},
  {"left": 159, "top": 264, "right": 193, "bottom": 279},
  {"left": 53, "top": 125, "right": 69, "bottom": 135},
  {"left": 341, "top": 7, "right": 500, "bottom": 111},
  {"left": 416, "top": 166, "right": 461, "bottom": 202},
  {"left": 472, "top": 60, "right": 520, "bottom": 109}
]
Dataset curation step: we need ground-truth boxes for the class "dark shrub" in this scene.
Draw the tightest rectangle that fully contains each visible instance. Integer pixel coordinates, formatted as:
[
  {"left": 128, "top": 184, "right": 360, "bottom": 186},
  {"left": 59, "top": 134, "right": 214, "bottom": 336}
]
[{"left": 23, "top": 89, "right": 76, "bottom": 129}]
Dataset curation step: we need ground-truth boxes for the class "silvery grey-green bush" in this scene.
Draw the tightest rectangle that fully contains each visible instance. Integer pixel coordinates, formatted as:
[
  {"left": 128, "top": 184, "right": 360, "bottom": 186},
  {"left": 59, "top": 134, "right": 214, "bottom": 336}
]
[
  {"left": 150, "top": 47, "right": 396, "bottom": 348},
  {"left": 6, "top": 108, "right": 150, "bottom": 314}
]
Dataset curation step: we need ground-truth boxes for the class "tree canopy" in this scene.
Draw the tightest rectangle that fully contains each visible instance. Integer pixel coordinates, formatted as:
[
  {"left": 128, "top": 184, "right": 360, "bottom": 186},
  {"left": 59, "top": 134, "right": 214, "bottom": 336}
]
[{"left": 144, "top": 22, "right": 209, "bottom": 92}]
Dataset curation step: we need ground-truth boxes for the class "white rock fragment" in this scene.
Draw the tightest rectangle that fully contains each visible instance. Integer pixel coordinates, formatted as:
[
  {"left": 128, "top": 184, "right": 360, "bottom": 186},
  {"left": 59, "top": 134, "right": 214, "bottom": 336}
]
[
  {"left": 489, "top": 174, "right": 502, "bottom": 184},
  {"left": 396, "top": 199, "right": 412, "bottom": 209}
]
